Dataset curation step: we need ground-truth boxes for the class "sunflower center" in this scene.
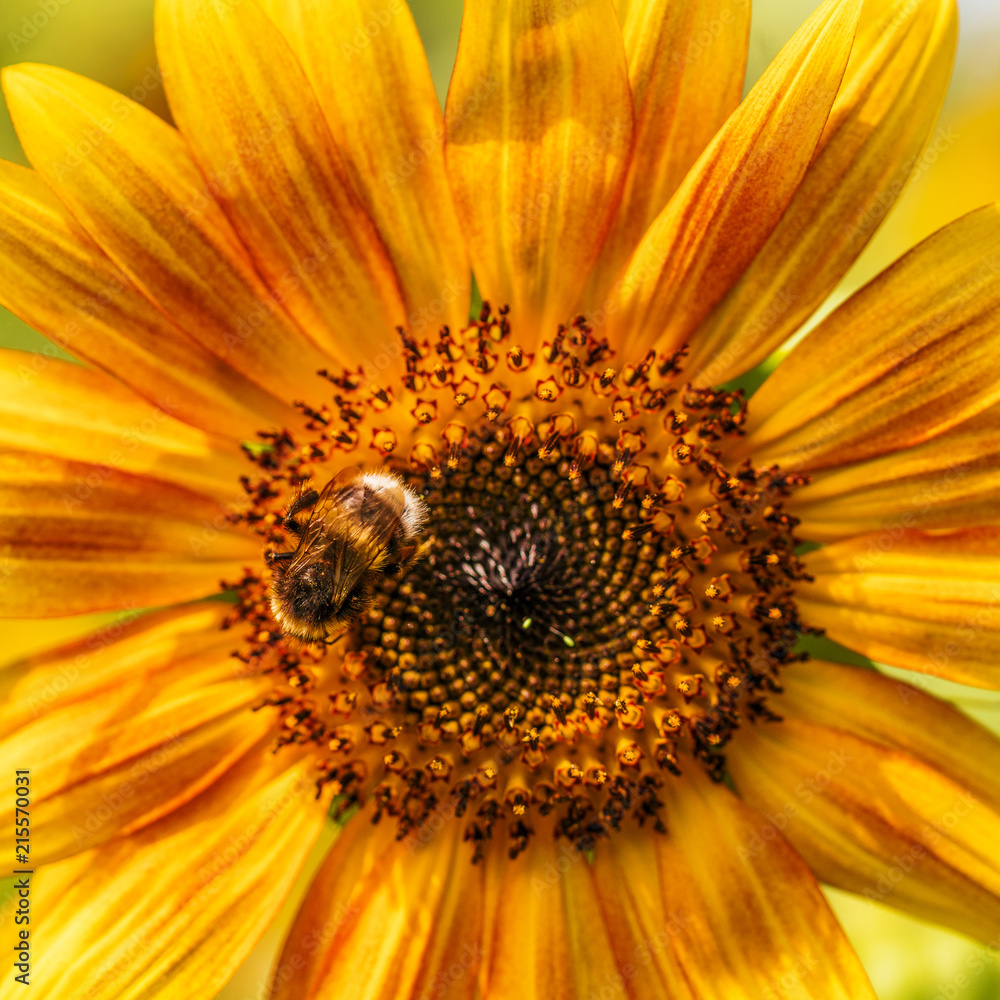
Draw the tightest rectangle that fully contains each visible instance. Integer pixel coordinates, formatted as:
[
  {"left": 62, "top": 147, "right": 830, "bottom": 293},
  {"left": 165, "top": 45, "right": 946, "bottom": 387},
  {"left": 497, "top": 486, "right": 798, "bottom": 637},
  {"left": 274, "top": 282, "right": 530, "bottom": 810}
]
[
  {"left": 227, "top": 309, "right": 811, "bottom": 857},
  {"left": 367, "top": 436, "right": 677, "bottom": 724}
]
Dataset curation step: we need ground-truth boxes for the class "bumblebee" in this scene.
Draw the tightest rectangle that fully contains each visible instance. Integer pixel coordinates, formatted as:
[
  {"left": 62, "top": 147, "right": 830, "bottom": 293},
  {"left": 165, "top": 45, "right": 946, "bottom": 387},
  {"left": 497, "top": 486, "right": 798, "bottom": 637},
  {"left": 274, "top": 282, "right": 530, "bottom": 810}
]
[{"left": 268, "top": 467, "right": 427, "bottom": 642}]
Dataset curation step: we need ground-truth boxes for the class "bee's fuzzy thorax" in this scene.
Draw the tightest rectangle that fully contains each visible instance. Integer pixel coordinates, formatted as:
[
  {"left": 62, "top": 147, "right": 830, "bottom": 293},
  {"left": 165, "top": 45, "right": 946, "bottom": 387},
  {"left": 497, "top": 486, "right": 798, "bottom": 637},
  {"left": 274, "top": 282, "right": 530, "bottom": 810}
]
[{"left": 358, "top": 469, "right": 427, "bottom": 541}]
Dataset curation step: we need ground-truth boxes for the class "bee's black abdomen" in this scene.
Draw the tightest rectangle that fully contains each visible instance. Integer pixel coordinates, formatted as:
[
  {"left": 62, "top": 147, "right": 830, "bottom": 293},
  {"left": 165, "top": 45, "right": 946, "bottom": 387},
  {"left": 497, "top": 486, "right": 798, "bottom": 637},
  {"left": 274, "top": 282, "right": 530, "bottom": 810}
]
[
  {"left": 272, "top": 562, "right": 371, "bottom": 639},
  {"left": 278, "top": 564, "right": 340, "bottom": 621}
]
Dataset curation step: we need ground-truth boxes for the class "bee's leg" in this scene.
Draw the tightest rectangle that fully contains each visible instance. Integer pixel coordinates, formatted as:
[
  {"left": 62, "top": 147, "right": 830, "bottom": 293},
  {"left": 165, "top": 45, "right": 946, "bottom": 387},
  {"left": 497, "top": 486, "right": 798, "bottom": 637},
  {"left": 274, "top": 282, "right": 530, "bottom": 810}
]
[
  {"left": 403, "top": 538, "right": 433, "bottom": 567},
  {"left": 381, "top": 533, "right": 404, "bottom": 577},
  {"left": 385, "top": 538, "right": 432, "bottom": 578},
  {"left": 283, "top": 488, "right": 320, "bottom": 536},
  {"left": 265, "top": 550, "right": 295, "bottom": 566}
]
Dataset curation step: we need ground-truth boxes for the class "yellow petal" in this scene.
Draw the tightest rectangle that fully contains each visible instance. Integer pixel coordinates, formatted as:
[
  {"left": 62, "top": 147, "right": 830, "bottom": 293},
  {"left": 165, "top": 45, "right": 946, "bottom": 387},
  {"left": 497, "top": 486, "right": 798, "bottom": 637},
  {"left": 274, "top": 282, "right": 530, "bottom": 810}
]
[
  {"left": 731, "top": 716, "right": 1000, "bottom": 944},
  {"left": 775, "top": 659, "right": 1000, "bottom": 812},
  {"left": 0, "top": 604, "right": 240, "bottom": 732},
  {"left": 445, "top": 0, "right": 634, "bottom": 344},
  {"left": 583, "top": 833, "right": 693, "bottom": 1000},
  {"left": 686, "top": 0, "right": 957, "bottom": 385},
  {"left": 0, "top": 161, "right": 292, "bottom": 437},
  {"left": 271, "top": 810, "right": 482, "bottom": 1000},
  {"left": 585, "top": 0, "right": 750, "bottom": 302},
  {"left": 255, "top": 0, "right": 471, "bottom": 337},
  {"left": 2, "top": 64, "right": 336, "bottom": 403},
  {"left": 592, "top": 766, "right": 876, "bottom": 999},
  {"left": 156, "top": 0, "right": 412, "bottom": 370},
  {"left": 0, "top": 604, "right": 272, "bottom": 864},
  {"left": 739, "top": 204, "right": 1000, "bottom": 470},
  {"left": 790, "top": 403, "right": 1000, "bottom": 539},
  {"left": 0, "top": 451, "right": 257, "bottom": 616},
  {"left": 605, "top": 0, "right": 863, "bottom": 360},
  {"left": 5, "top": 753, "right": 326, "bottom": 1000},
  {"left": 478, "top": 828, "right": 621, "bottom": 1000},
  {"left": 799, "top": 528, "right": 1000, "bottom": 688},
  {"left": 0, "top": 350, "right": 247, "bottom": 501}
]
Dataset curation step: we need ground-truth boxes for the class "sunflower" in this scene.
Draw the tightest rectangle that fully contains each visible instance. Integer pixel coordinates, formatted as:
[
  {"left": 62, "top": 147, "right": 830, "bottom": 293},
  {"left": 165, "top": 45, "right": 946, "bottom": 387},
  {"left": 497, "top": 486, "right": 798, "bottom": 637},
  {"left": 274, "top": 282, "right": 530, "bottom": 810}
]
[{"left": 1, "top": 0, "right": 999, "bottom": 996}]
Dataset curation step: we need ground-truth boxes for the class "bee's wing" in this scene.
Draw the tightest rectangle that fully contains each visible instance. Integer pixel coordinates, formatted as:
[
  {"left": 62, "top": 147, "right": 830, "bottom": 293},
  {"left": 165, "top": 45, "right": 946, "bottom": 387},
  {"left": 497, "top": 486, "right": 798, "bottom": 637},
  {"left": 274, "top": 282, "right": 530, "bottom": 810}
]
[
  {"left": 297, "top": 469, "right": 407, "bottom": 541},
  {"left": 288, "top": 473, "right": 406, "bottom": 604},
  {"left": 333, "top": 497, "right": 405, "bottom": 597},
  {"left": 359, "top": 479, "right": 406, "bottom": 531}
]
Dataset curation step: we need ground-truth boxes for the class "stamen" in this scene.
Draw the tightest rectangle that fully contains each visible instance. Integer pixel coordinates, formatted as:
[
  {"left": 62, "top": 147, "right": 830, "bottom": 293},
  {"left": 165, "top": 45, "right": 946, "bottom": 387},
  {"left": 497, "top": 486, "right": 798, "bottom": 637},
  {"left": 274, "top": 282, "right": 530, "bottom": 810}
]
[{"left": 225, "top": 304, "right": 812, "bottom": 859}]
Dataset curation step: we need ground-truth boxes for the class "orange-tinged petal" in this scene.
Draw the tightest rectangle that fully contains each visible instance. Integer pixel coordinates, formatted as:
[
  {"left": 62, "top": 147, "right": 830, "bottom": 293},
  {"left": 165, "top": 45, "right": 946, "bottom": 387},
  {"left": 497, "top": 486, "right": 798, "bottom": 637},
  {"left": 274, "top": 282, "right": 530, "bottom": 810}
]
[
  {"left": 256, "top": 0, "right": 471, "bottom": 337},
  {"left": 586, "top": 0, "right": 750, "bottom": 302},
  {"left": 587, "top": 832, "right": 693, "bottom": 1000},
  {"left": 687, "top": 0, "right": 957, "bottom": 386},
  {"left": 731, "top": 717, "right": 1000, "bottom": 944},
  {"left": 2, "top": 64, "right": 335, "bottom": 403},
  {"left": 478, "top": 828, "right": 621, "bottom": 1000},
  {"left": 739, "top": 204, "right": 1000, "bottom": 470},
  {"left": 799, "top": 528, "right": 1000, "bottom": 688},
  {"left": 268, "top": 811, "right": 394, "bottom": 1000},
  {"left": 0, "top": 604, "right": 241, "bottom": 733},
  {"left": 0, "top": 351, "right": 247, "bottom": 501},
  {"left": 592, "top": 766, "right": 875, "bottom": 999},
  {"left": 0, "top": 452, "right": 257, "bottom": 616},
  {"left": 0, "top": 611, "right": 121, "bottom": 667},
  {"left": 271, "top": 810, "right": 481, "bottom": 1000},
  {"left": 4, "top": 753, "right": 326, "bottom": 1000},
  {"left": 445, "top": 0, "right": 633, "bottom": 344},
  {"left": 790, "top": 403, "right": 1000, "bottom": 539},
  {"left": 0, "top": 161, "right": 292, "bottom": 438},
  {"left": 605, "top": 0, "right": 863, "bottom": 359},
  {"left": 0, "top": 604, "right": 272, "bottom": 863},
  {"left": 775, "top": 660, "right": 1000, "bottom": 812},
  {"left": 156, "top": 0, "right": 412, "bottom": 370},
  {"left": 1, "top": 850, "right": 92, "bottom": 930}
]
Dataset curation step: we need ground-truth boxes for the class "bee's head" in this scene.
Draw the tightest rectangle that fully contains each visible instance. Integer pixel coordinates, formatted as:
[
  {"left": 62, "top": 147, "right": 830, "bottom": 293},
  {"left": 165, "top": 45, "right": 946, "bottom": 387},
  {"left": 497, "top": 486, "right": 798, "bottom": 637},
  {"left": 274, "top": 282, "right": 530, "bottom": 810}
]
[{"left": 269, "top": 563, "right": 371, "bottom": 643}]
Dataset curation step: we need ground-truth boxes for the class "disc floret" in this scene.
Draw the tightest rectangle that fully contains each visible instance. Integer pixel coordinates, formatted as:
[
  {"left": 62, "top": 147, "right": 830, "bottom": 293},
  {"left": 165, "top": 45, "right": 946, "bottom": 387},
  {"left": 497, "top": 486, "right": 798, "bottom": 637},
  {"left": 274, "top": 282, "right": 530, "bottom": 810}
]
[{"left": 226, "top": 308, "right": 811, "bottom": 858}]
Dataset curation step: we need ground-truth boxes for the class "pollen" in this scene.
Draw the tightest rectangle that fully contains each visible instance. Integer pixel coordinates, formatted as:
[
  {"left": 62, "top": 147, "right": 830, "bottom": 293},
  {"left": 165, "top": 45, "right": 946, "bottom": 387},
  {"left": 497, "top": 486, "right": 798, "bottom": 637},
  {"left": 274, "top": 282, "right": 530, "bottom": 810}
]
[{"left": 226, "top": 307, "right": 812, "bottom": 860}]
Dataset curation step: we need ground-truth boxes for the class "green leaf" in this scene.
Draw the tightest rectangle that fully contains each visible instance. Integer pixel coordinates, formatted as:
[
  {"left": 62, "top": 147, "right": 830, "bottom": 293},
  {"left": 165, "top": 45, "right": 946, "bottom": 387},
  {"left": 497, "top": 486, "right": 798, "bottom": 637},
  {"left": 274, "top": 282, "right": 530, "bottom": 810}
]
[{"left": 795, "top": 633, "right": 878, "bottom": 669}]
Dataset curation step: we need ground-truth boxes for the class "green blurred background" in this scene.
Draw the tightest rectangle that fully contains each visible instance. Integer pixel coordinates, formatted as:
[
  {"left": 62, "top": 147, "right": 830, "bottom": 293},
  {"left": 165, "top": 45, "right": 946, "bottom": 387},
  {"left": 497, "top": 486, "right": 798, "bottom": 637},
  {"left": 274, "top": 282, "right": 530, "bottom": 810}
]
[{"left": 1, "top": 0, "right": 999, "bottom": 997}]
